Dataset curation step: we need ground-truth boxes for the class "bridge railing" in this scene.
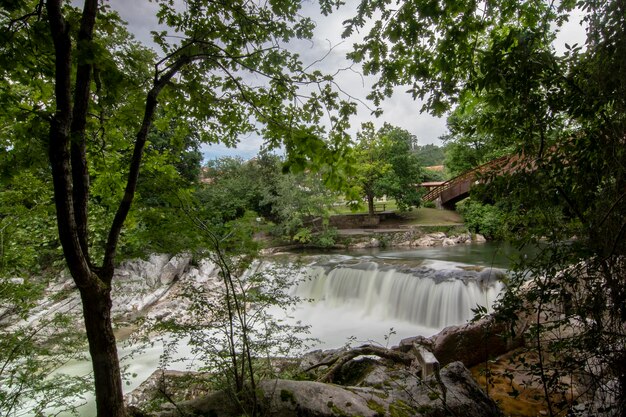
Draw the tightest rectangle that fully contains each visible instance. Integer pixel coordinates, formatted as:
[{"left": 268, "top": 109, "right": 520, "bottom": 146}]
[{"left": 422, "top": 156, "right": 511, "bottom": 202}]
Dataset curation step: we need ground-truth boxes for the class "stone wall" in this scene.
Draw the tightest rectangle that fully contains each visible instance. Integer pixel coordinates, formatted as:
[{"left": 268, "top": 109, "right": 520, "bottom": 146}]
[{"left": 328, "top": 212, "right": 399, "bottom": 229}]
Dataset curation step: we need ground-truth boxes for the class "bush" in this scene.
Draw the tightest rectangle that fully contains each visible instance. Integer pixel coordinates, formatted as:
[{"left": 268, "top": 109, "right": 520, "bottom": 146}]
[
  {"left": 312, "top": 227, "right": 338, "bottom": 248},
  {"left": 456, "top": 199, "right": 505, "bottom": 239}
]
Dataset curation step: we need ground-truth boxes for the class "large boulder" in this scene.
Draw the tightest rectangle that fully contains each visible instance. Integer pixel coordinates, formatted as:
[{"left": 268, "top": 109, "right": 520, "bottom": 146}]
[
  {"left": 407, "top": 315, "right": 525, "bottom": 368},
  {"left": 111, "top": 253, "right": 193, "bottom": 318},
  {"left": 150, "top": 361, "right": 501, "bottom": 417}
]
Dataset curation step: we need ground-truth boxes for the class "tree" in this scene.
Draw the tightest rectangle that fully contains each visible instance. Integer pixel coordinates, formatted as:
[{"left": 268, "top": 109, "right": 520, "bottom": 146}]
[
  {"left": 442, "top": 94, "right": 515, "bottom": 177},
  {"left": 345, "top": 0, "right": 626, "bottom": 414},
  {"left": 1, "top": 1, "right": 354, "bottom": 415},
  {"left": 146, "top": 204, "right": 311, "bottom": 416},
  {"left": 350, "top": 123, "right": 423, "bottom": 215},
  {"left": 196, "top": 155, "right": 337, "bottom": 246},
  {"left": 413, "top": 143, "right": 445, "bottom": 167}
]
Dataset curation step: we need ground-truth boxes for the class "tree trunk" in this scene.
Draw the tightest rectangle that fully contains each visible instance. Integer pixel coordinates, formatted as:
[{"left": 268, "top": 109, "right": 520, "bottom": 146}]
[
  {"left": 367, "top": 194, "right": 375, "bottom": 216},
  {"left": 79, "top": 280, "right": 126, "bottom": 417}
]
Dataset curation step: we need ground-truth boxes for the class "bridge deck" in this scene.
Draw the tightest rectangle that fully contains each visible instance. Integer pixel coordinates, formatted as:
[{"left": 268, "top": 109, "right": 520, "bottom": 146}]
[{"left": 422, "top": 156, "right": 513, "bottom": 207}]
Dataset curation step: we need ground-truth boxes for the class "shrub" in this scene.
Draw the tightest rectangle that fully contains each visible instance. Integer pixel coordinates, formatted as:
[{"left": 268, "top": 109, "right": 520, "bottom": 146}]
[{"left": 456, "top": 199, "right": 505, "bottom": 239}]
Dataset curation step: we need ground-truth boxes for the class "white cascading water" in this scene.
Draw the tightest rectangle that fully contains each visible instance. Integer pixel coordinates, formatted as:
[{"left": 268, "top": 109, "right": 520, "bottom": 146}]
[
  {"left": 291, "top": 260, "right": 504, "bottom": 332},
  {"left": 41, "top": 251, "right": 506, "bottom": 415}
]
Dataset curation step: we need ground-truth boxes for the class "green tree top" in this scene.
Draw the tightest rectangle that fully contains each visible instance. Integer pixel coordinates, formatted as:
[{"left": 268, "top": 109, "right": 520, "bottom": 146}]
[{"left": 350, "top": 123, "right": 423, "bottom": 215}]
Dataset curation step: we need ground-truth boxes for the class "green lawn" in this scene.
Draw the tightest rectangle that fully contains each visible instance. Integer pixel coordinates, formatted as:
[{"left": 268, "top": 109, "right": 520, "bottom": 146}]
[
  {"left": 329, "top": 200, "right": 463, "bottom": 226},
  {"left": 397, "top": 207, "right": 463, "bottom": 225}
]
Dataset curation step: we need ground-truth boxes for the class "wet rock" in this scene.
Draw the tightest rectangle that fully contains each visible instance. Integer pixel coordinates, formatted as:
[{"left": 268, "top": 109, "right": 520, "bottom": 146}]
[{"left": 425, "top": 316, "right": 524, "bottom": 368}]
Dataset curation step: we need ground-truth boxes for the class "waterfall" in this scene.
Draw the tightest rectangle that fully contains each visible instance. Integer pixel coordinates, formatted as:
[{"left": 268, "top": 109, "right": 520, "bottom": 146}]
[{"left": 293, "top": 261, "right": 504, "bottom": 329}]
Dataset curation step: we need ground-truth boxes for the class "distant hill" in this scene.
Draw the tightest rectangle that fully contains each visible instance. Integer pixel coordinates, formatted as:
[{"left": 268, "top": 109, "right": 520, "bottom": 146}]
[{"left": 414, "top": 144, "right": 445, "bottom": 166}]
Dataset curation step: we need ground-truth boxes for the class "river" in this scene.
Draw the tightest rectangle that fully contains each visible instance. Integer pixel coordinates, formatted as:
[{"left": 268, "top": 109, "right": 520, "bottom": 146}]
[
  {"left": 275, "top": 242, "right": 514, "bottom": 348},
  {"left": 48, "top": 242, "right": 515, "bottom": 416}
]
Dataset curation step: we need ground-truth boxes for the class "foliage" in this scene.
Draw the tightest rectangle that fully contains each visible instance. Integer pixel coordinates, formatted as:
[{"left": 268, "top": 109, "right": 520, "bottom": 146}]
[
  {"left": 413, "top": 143, "right": 445, "bottom": 167},
  {"left": 149, "top": 206, "right": 311, "bottom": 416},
  {"left": 0, "top": 277, "right": 89, "bottom": 416},
  {"left": 455, "top": 199, "right": 505, "bottom": 240},
  {"left": 197, "top": 155, "right": 338, "bottom": 245},
  {"left": 346, "top": 0, "right": 626, "bottom": 414},
  {"left": 1, "top": 0, "right": 356, "bottom": 414},
  {"left": 0, "top": 171, "right": 61, "bottom": 276},
  {"left": 442, "top": 92, "right": 525, "bottom": 177},
  {"left": 349, "top": 123, "right": 423, "bottom": 215},
  {"left": 421, "top": 168, "right": 446, "bottom": 183}
]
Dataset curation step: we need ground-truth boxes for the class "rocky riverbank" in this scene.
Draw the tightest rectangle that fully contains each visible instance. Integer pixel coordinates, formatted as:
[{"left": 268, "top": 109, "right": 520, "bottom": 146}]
[
  {"left": 126, "top": 316, "right": 515, "bottom": 417},
  {"left": 340, "top": 230, "right": 486, "bottom": 249},
  {"left": 16, "top": 239, "right": 507, "bottom": 417}
]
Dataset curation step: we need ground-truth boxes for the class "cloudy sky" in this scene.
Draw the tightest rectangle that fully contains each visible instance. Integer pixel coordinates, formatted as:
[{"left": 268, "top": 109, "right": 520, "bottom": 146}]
[{"left": 106, "top": 0, "right": 586, "bottom": 161}]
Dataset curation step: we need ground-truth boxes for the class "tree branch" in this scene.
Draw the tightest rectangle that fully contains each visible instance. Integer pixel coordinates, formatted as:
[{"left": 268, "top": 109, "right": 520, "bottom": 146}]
[
  {"left": 45, "top": 0, "right": 92, "bottom": 285},
  {"left": 101, "top": 57, "right": 190, "bottom": 279},
  {"left": 70, "top": 0, "right": 98, "bottom": 267},
  {"left": 303, "top": 345, "right": 413, "bottom": 383}
]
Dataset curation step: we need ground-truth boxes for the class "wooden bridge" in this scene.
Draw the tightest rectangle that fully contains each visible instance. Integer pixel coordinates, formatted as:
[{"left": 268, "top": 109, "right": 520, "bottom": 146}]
[{"left": 422, "top": 155, "right": 517, "bottom": 209}]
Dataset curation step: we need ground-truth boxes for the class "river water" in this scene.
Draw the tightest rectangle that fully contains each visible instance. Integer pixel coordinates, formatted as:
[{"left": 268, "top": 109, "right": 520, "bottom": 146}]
[
  {"left": 275, "top": 242, "right": 514, "bottom": 349},
  {"left": 48, "top": 242, "right": 515, "bottom": 416}
]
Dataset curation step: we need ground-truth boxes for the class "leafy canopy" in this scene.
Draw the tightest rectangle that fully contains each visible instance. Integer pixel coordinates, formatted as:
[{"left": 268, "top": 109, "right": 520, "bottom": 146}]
[{"left": 349, "top": 123, "right": 423, "bottom": 214}]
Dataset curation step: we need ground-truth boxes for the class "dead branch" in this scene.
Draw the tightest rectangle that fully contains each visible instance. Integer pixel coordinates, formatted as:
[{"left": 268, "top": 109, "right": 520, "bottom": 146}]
[{"left": 303, "top": 345, "right": 414, "bottom": 383}]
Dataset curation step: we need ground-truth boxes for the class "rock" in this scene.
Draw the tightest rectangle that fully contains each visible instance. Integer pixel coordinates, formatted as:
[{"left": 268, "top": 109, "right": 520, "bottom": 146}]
[
  {"left": 419, "top": 361, "right": 502, "bottom": 417},
  {"left": 125, "top": 370, "right": 212, "bottom": 410},
  {"left": 442, "top": 238, "right": 456, "bottom": 246},
  {"left": 351, "top": 238, "right": 381, "bottom": 249},
  {"left": 477, "top": 268, "right": 507, "bottom": 285},
  {"left": 412, "top": 345, "right": 440, "bottom": 379},
  {"left": 474, "top": 234, "right": 487, "bottom": 243},
  {"left": 262, "top": 379, "right": 384, "bottom": 417},
  {"left": 414, "top": 236, "right": 438, "bottom": 246},
  {"left": 298, "top": 349, "right": 329, "bottom": 372},
  {"left": 412, "top": 232, "right": 451, "bottom": 247},
  {"left": 426, "top": 315, "right": 524, "bottom": 368},
  {"left": 359, "top": 363, "right": 392, "bottom": 388},
  {"left": 152, "top": 388, "right": 242, "bottom": 417},
  {"left": 159, "top": 254, "right": 192, "bottom": 285},
  {"left": 396, "top": 335, "right": 430, "bottom": 353},
  {"left": 119, "top": 254, "right": 171, "bottom": 288},
  {"left": 152, "top": 362, "right": 501, "bottom": 417}
]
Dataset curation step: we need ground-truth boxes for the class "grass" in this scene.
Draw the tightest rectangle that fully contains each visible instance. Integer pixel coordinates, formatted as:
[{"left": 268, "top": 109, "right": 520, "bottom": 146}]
[
  {"left": 329, "top": 200, "right": 463, "bottom": 227},
  {"left": 397, "top": 207, "right": 463, "bottom": 226}
]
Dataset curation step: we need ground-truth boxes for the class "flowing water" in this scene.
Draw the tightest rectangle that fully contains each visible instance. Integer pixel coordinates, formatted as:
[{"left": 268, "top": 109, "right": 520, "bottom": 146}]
[
  {"left": 42, "top": 242, "right": 515, "bottom": 416},
  {"left": 277, "top": 242, "right": 513, "bottom": 348}
]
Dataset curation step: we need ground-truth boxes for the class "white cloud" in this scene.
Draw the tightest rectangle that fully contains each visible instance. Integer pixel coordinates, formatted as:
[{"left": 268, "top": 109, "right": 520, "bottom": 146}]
[
  {"left": 106, "top": 0, "right": 446, "bottom": 161},
  {"left": 106, "top": 0, "right": 586, "bottom": 160}
]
